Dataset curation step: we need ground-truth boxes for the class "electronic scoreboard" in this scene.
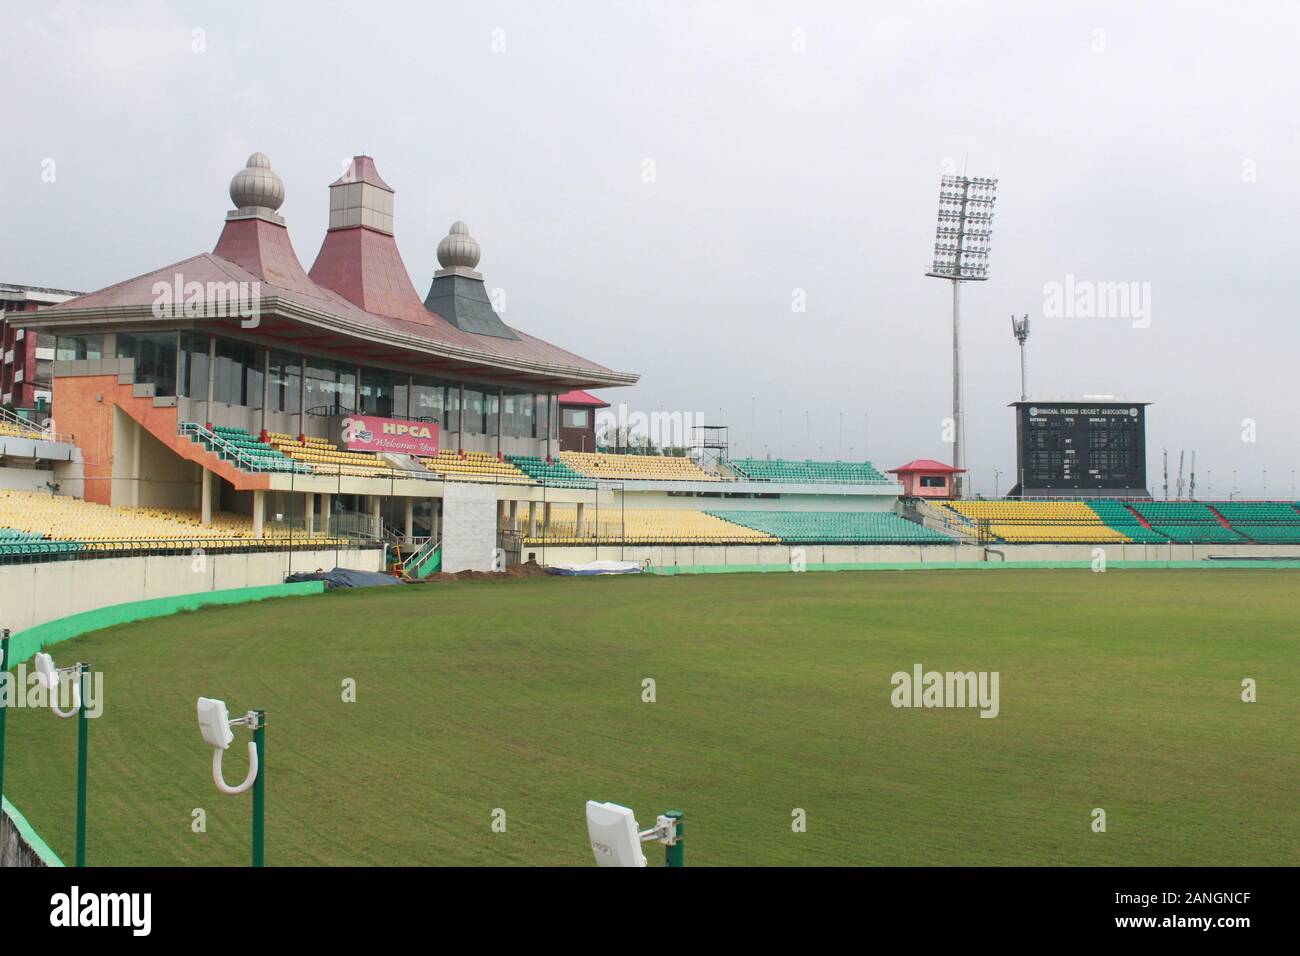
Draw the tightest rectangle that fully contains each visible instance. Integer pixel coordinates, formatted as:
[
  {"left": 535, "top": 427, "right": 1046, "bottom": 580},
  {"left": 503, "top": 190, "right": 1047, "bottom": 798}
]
[{"left": 1010, "top": 400, "right": 1150, "bottom": 497}]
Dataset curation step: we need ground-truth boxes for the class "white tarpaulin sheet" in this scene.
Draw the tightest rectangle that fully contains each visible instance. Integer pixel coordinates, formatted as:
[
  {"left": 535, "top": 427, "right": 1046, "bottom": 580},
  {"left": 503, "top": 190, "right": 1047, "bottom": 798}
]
[{"left": 545, "top": 560, "right": 643, "bottom": 576}]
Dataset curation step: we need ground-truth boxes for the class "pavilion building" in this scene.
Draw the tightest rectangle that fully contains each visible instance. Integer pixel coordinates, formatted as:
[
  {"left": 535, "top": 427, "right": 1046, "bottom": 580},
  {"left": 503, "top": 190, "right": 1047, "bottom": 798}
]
[{"left": 16, "top": 153, "right": 637, "bottom": 553}]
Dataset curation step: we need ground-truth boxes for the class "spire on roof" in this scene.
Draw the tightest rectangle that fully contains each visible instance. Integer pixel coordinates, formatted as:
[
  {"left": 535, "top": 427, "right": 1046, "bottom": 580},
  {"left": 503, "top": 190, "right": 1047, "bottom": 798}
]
[
  {"left": 424, "top": 220, "right": 517, "bottom": 340},
  {"left": 214, "top": 153, "right": 315, "bottom": 293},
  {"left": 308, "top": 155, "right": 432, "bottom": 323},
  {"left": 436, "top": 221, "right": 482, "bottom": 278},
  {"left": 228, "top": 152, "right": 286, "bottom": 223},
  {"left": 331, "top": 155, "right": 393, "bottom": 191},
  {"left": 326, "top": 154, "right": 394, "bottom": 234}
]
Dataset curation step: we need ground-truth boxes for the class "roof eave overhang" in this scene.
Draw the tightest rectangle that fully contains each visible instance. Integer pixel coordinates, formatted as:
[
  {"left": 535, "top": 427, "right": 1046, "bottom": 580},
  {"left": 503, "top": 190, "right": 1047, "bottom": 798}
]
[{"left": 15, "top": 298, "right": 640, "bottom": 390}]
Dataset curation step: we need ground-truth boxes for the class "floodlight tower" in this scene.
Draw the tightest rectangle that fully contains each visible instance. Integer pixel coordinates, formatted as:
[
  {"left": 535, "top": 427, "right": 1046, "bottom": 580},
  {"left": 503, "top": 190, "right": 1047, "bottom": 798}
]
[
  {"left": 926, "top": 174, "right": 998, "bottom": 498},
  {"left": 1011, "top": 314, "right": 1030, "bottom": 401}
]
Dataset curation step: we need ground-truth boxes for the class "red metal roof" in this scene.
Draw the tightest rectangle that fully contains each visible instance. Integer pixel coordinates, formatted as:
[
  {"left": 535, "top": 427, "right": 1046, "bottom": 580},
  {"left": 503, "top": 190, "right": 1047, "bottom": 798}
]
[
  {"left": 888, "top": 459, "right": 966, "bottom": 474},
  {"left": 308, "top": 224, "right": 433, "bottom": 325},
  {"left": 213, "top": 216, "right": 318, "bottom": 295},
  {"left": 28, "top": 215, "right": 635, "bottom": 387},
  {"left": 329, "top": 155, "right": 392, "bottom": 190},
  {"left": 21, "top": 153, "right": 637, "bottom": 388},
  {"left": 557, "top": 389, "right": 609, "bottom": 408}
]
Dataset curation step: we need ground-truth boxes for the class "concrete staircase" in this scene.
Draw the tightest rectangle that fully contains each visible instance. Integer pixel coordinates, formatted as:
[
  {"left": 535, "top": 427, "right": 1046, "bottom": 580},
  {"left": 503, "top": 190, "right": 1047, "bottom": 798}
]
[{"left": 108, "top": 379, "right": 270, "bottom": 492}]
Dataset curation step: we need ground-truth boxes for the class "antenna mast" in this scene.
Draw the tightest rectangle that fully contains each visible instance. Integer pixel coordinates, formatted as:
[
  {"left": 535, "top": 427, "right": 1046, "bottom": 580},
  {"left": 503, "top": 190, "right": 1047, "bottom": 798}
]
[{"left": 1011, "top": 315, "right": 1030, "bottom": 402}]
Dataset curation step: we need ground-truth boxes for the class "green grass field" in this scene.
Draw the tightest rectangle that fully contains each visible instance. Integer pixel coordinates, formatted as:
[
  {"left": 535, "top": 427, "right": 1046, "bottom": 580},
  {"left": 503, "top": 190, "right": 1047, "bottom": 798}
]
[{"left": 3, "top": 570, "right": 1297, "bottom": 866}]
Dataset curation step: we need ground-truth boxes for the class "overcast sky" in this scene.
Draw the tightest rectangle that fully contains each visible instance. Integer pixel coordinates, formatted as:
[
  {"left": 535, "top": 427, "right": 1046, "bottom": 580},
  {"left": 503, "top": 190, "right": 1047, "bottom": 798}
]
[{"left": 3, "top": 1, "right": 1298, "bottom": 496}]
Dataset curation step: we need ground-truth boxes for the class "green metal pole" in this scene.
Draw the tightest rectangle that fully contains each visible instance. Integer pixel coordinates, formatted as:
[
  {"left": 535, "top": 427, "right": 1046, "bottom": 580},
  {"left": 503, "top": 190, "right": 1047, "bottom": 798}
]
[
  {"left": 252, "top": 709, "right": 265, "bottom": 867},
  {"left": 76, "top": 662, "right": 89, "bottom": 867},
  {"left": 0, "top": 630, "right": 9, "bottom": 816},
  {"left": 664, "top": 809, "right": 684, "bottom": 867}
]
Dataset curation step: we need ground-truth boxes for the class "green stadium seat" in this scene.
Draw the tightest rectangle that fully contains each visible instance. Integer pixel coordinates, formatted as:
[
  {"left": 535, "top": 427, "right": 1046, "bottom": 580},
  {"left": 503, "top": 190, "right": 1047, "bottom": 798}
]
[
  {"left": 0, "top": 526, "right": 83, "bottom": 561},
  {"left": 1213, "top": 501, "right": 1300, "bottom": 525},
  {"left": 504, "top": 455, "right": 594, "bottom": 488},
  {"left": 1146, "top": 523, "right": 1245, "bottom": 543},
  {"left": 1131, "top": 502, "right": 1222, "bottom": 525},
  {"left": 182, "top": 424, "right": 315, "bottom": 475},
  {"left": 726, "top": 459, "right": 891, "bottom": 484},
  {"left": 1085, "top": 501, "right": 1170, "bottom": 543}
]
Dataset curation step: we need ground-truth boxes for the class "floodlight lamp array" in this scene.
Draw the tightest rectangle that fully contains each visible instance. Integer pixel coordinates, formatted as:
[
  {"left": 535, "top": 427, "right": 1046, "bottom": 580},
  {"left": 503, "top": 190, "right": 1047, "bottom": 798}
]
[{"left": 929, "top": 174, "right": 998, "bottom": 280}]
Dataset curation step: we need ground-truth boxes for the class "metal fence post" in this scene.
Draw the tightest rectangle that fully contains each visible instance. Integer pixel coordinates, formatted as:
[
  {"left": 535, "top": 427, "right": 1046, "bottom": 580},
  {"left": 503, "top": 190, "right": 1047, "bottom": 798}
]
[
  {"left": 664, "top": 809, "right": 684, "bottom": 867},
  {"left": 252, "top": 709, "right": 266, "bottom": 867},
  {"left": 0, "top": 629, "right": 9, "bottom": 818},
  {"left": 76, "top": 662, "right": 90, "bottom": 867}
]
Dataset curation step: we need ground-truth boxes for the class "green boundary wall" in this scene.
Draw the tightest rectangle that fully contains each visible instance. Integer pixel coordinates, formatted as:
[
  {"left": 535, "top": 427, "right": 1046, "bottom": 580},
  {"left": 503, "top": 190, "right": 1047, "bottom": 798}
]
[
  {"left": 5, "top": 581, "right": 324, "bottom": 669},
  {"left": 650, "top": 559, "right": 1300, "bottom": 575},
  {"left": 1, "top": 580, "right": 325, "bottom": 867},
  {"left": 2, "top": 797, "right": 64, "bottom": 867}
]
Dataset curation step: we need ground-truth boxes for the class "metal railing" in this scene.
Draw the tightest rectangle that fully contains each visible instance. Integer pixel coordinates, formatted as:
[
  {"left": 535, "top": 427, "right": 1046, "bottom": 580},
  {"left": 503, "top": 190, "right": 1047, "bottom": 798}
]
[
  {"left": 172, "top": 429, "right": 906, "bottom": 491},
  {"left": 177, "top": 421, "right": 313, "bottom": 475},
  {"left": 0, "top": 405, "right": 75, "bottom": 444},
  {"left": 305, "top": 402, "right": 354, "bottom": 418},
  {"left": 497, "top": 529, "right": 522, "bottom": 566},
  {"left": 401, "top": 536, "right": 441, "bottom": 577},
  {"left": 0, "top": 535, "right": 384, "bottom": 565},
  {"left": 327, "top": 509, "right": 380, "bottom": 539}
]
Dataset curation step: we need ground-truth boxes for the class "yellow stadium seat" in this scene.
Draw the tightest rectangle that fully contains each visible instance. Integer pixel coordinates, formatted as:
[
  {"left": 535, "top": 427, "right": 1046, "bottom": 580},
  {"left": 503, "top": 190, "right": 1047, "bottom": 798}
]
[
  {"left": 943, "top": 500, "right": 1131, "bottom": 543},
  {"left": 559, "top": 452, "right": 718, "bottom": 482},
  {"left": 521, "top": 507, "right": 776, "bottom": 545},
  {"left": 419, "top": 450, "right": 532, "bottom": 484},
  {"left": 0, "top": 490, "right": 347, "bottom": 549}
]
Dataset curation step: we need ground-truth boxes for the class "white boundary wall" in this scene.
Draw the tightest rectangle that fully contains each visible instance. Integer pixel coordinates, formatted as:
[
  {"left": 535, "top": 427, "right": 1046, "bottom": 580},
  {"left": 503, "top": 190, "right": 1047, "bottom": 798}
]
[
  {"left": 0, "top": 547, "right": 383, "bottom": 632},
  {"left": 530, "top": 541, "right": 1300, "bottom": 568}
]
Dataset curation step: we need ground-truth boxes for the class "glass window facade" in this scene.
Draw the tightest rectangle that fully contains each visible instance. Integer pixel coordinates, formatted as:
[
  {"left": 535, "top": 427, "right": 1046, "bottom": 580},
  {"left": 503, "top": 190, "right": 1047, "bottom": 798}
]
[
  {"left": 392, "top": 376, "right": 409, "bottom": 420},
  {"left": 33, "top": 358, "right": 53, "bottom": 389},
  {"left": 360, "top": 367, "right": 406, "bottom": 417},
  {"left": 212, "top": 338, "right": 262, "bottom": 407},
  {"left": 119, "top": 329, "right": 558, "bottom": 447},
  {"left": 463, "top": 387, "right": 485, "bottom": 434},
  {"left": 304, "top": 358, "right": 356, "bottom": 414},
  {"left": 410, "top": 376, "right": 445, "bottom": 423},
  {"left": 535, "top": 392, "right": 550, "bottom": 439},
  {"left": 117, "top": 331, "right": 179, "bottom": 398},
  {"left": 55, "top": 335, "right": 104, "bottom": 361},
  {"left": 180, "top": 332, "right": 208, "bottom": 399},
  {"left": 268, "top": 350, "right": 301, "bottom": 415},
  {"left": 503, "top": 390, "right": 536, "bottom": 437},
  {"left": 445, "top": 385, "right": 461, "bottom": 432}
]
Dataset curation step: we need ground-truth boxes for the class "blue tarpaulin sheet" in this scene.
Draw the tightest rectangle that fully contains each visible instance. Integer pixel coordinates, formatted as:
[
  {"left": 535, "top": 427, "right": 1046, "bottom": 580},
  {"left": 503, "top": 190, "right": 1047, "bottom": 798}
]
[{"left": 285, "top": 568, "right": 403, "bottom": 588}]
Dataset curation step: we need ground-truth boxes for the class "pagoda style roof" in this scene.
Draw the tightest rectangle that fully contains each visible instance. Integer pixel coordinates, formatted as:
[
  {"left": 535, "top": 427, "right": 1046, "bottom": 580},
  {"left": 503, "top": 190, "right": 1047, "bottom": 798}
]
[{"left": 19, "top": 154, "right": 637, "bottom": 391}]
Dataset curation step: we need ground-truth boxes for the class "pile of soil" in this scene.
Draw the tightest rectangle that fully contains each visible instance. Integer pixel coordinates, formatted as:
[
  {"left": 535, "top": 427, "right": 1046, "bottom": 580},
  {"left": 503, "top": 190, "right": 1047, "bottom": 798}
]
[{"left": 419, "top": 560, "right": 550, "bottom": 583}]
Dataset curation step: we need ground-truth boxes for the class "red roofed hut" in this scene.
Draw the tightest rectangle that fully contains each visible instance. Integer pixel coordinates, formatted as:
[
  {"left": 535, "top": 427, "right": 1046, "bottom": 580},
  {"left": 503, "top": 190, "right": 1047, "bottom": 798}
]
[{"left": 887, "top": 459, "right": 965, "bottom": 499}]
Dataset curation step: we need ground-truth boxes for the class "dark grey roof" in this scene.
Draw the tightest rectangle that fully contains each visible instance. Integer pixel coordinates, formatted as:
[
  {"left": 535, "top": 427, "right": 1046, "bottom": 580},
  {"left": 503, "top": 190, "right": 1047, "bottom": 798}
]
[{"left": 423, "top": 273, "right": 518, "bottom": 340}]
